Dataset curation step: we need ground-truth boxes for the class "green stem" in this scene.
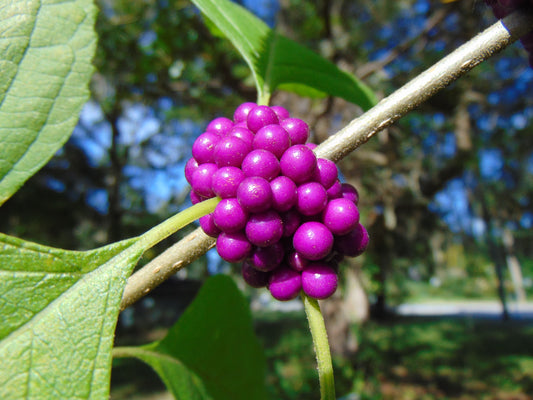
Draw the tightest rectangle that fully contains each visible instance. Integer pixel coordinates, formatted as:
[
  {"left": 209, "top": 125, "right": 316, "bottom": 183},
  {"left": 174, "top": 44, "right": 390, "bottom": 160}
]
[
  {"left": 302, "top": 293, "right": 336, "bottom": 400},
  {"left": 136, "top": 196, "right": 220, "bottom": 251}
]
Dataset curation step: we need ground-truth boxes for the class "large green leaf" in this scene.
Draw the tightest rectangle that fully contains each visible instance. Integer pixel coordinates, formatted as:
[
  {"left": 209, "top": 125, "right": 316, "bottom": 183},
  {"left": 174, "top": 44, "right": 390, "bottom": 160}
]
[
  {"left": 114, "top": 275, "right": 268, "bottom": 400},
  {"left": 0, "top": 234, "right": 142, "bottom": 399},
  {"left": 192, "top": 0, "right": 376, "bottom": 109},
  {"left": 0, "top": 0, "right": 97, "bottom": 206}
]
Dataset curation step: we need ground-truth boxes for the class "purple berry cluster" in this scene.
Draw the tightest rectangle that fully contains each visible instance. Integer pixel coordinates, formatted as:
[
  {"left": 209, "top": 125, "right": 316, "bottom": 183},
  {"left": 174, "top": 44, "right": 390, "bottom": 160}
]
[
  {"left": 186, "top": 103, "right": 369, "bottom": 301},
  {"left": 485, "top": 0, "right": 533, "bottom": 68}
]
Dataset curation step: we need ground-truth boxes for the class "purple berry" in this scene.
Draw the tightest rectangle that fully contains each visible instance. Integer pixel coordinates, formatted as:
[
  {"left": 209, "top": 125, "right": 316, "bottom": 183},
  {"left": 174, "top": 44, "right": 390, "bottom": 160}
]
[
  {"left": 270, "top": 176, "right": 297, "bottom": 212},
  {"left": 322, "top": 198, "right": 360, "bottom": 235},
  {"left": 242, "top": 261, "right": 271, "bottom": 288},
  {"left": 281, "top": 118, "right": 309, "bottom": 145},
  {"left": 302, "top": 263, "right": 338, "bottom": 299},
  {"left": 313, "top": 158, "right": 338, "bottom": 189},
  {"left": 192, "top": 132, "right": 220, "bottom": 164},
  {"left": 280, "top": 145, "right": 317, "bottom": 184},
  {"left": 246, "top": 105, "right": 279, "bottom": 133},
  {"left": 306, "top": 142, "right": 318, "bottom": 150},
  {"left": 190, "top": 190, "right": 205, "bottom": 205},
  {"left": 287, "top": 251, "right": 309, "bottom": 272},
  {"left": 191, "top": 163, "right": 218, "bottom": 198},
  {"left": 184, "top": 157, "right": 199, "bottom": 185},
  {"left": 206, "top": 117, "right": 233, "bottom": 135},
  {"left": 199, "top": 214, "right": 221, "bottom": 237},
  {"left": 327, "top": 180, "right": 342, "bottom": 199},
  {"left": 216, "top": 231, "right": 252, "bottom": 263},
  {"left": 253, "top": 124, "right": 291, "bottom": 159},
  {"left": 213, "top": 198, "right": 248, "bottom": 233},
  {"left": 237, "top": 176, "right": 273, "bottom": 213},
  {"left": 297, "top": 182, "right": 328, "bottom": 216},
  {"left": 293, "top": 221, "right": 334, "bottom": 261},
  {"left": 241, "top": 149, "right": 280, "bottom": 181},
  {"left": 212, "top": 166, "right": 245, "bottom": 199},
  {"left": 227, "top": 126, "right": 254, "bottom": 146},
  {"left": 341, "top": 183, "right": 359, "bottom": 204},
  {"left": 245, "top": 210, "right": 283, "bottom": 247},
  {"left": 334, "top": 223, "right": 369, "bottom": 257},
  {"left": 249, "top": 242, "right": 285, "bottom": 272},
  {"left": 213, "top": 136, "right": 252, "bottom": 167},
  {"left": 233, "top": 102, "right": 257, "bottom": 123},
  {"left": 268, "top": 267, "right": 302, "bottom": 301},
  {"left": 270, "top": 105, "right": 290, "bottom": 120},
  {"left": 281, "top": 209, "right": 301, "bottom": 237}
]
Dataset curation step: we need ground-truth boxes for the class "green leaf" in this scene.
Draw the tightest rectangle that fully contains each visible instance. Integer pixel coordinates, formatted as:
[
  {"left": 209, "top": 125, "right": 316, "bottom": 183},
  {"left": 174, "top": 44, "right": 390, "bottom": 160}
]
[
  {"left": 0, "top": 0, "right": 97, "bottom": 206},
  {"left": 114, "top": 275, "right": 268, "bottom": 400},
  {"left": 0, "top": 234, "right": 143, "bottom": 399},
  {"left": 192, "top": 0, "right": 376, "bottom": 109}
]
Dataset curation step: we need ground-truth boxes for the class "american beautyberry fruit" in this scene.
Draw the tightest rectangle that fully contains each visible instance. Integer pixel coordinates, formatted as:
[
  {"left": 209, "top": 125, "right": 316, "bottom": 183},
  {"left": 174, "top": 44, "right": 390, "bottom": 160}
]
[
  {"left": 253, "top": 124, "right": 291, "bottom": 159},
  {"left": 322, "top": 198, "right": 359, "bottom": 235},
  {"left": 334, "top": 223, "right": 369, "bottom": 257},
  {"left": 247, "top": 105, "right": 279, "bottom": 133},
  {"left": 297, "top": 182, "right": 328, "bottom": 216},
  {"left": 241, "top": 149, "right": 280, "bottom": 181},
  {"left": 237, "top": 176, "right": 273, "bottom": 213},
  {"left": 227, "top": 126, "right": 255, "bottom": 146},
  {"left": 245, "top": 210, "right": 283, "bottom": 247},
  {"left": 206, "top": 117, "right": 233, "bottom": 135},
  {"left": 341, "top": 183, "right": 359, "bottom": 204},
  {"left": 211, "top": 166, "right": 245, "bottom": 199},
  {"left": 249, "top": 241, "right": 285, "bottom": 272},
  {"left": 281, "top": 118, "right": 310, "bottom": 145},
  {"left": 213, "top": 136, "right": 251, "bottom": 167},
  {"left": 293, "top": 221, "right": 334, "bottom": 261},
  {"left": 280, "top": 144, "right": 317, "bottom": 184},
  {"left": 191, "top": 163, "right": 217, "bottom": 198},
  {"left": 192, "top": 132, "right": 220, "bottom": 164},
  {"left": 287, "top": 251, "right": 309, "bottom": 272},
  {"left": 270, "top": 176, "right": 298, "bottom": 212},
  {"left": 199, "top": 214, "right": 221, "bottom": 238},
  {"left": 216, "top": 231, "right": 252, "bottom": 263},
  {"left": 241, "top": 261, "right": 271, "bottom": 288},
  {"left": 302, "top": 263, "right": 338, "bottom": 299},
  {"left": 313, "top": 158, "right": 338, "bottom": 189},
  {"left": 213, "top": 198, "right": 248, "bottom": 233},
  {"left": 268, "top": 267, "right": 302, "bottom": 301},
  {"left": 270, "top": 105, "right": 290, "bottom": 120},
  {"left": 233, "top": 102, "right": 257, "bottom": 123}
]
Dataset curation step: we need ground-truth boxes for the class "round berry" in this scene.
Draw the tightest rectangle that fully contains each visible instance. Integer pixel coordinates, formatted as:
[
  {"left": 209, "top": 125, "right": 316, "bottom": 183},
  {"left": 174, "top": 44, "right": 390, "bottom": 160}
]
[
  {"left": 313, "top": 158, "right": 338, "bottom": 189},
  {"left": 280, "top": 145, "right": 317, "bottom": 184},
  {"left": 206, "top": 117, "right": 233, "bottom": 135},
  {"left": 241, "top": 149, "right": 280, "bottom": 181},
  {"left": 245, "top": 210, "right": 283, "bottom": 247},
  {"left": 199, "top": 214, "right": 221, "bottom": 237},
  {"left": 281, "top": 118, "right": 309, "bottom": 145},
  {"left": 233, "top": 102, "right": 257, "bottom": 123},
  {"left": 190, "top": 190, "right": 206, "bottom": 205},
  {"left": 270, "top": 105, "right": 290, "bottom": 120},
  {"left": 302, "top": 263, "right": 338, "bottom": 299},
  {"left": 249, "top": 242, "right": 285, "bottom": 272},
  {"left": 242, "top": 261, "right": 270, "bottom": 288},
  {"left": 293, "top": 222, "right": 334, "bottom": 261},
  {"left": 322, "top": 198, "right": 359, "bottom": 235},
  {"left": 227, "top": 126, "right": 254, "bottom": 146},
  {"left": 268, "top": 267, "right": 302, "bottom": 301},
  {"left": 306, "top": 142, "right": 318, "bottom": 150},
  {"left": 212, "top": 166, "right": 245, "bottom": 198},
  {"left": 334, "top": 223, "right": 369, "bottom": 257},
  {"left": 297, "top": 182, "right": 328, "bottom": 216},
  {"left": 327, "top": 180, "right": 342, "bottom": 199},
  {"left": 216, "top": 231, "right": 252, "bottom": 263},
  {"left": 341, "top": 183, "right": 359, "bottom": 204},
  {"left": 192, "top": 132, "right": 220, "bottom": 164},
  {"left": 237, "top": 176, "right": 273, "bottom": 213},
  {"left": 253, "top": 124, "right": 291, "bottom": 159},
  {"left": 213, "top": 136, "right": 251, "bottom": 167},
  {"left": 185, "top": 157, "right": 199, "bottom": 185},
  {"left": 213, "top": 198, "right": 248, "bottom": 233},
  {"left": 281, "top": 209, "right": 301, "bottom": 237},
  {"left": 270, "top": 176, "right": 297, "bottom": 212},
  {"left": 191, "top": 163, "right": 218, "bottom": 198},
  {"left": 247, "top": 105, "right": 279, "bottom": 133},
  {"left": 287, "top": 251, "right": 309, "bottom": 272}
]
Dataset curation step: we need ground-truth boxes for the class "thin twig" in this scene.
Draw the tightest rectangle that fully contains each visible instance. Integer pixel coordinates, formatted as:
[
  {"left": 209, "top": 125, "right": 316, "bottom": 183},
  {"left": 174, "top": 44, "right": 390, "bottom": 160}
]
[{"left": 120, "top": 11, "right": 533, "bottom": 310}]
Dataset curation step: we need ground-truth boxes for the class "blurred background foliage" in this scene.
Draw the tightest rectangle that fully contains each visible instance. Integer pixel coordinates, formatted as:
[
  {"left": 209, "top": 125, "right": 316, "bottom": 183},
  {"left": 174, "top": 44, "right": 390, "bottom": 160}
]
[{"left": 2, "top": 0, "right": 533, "bottom": 398}]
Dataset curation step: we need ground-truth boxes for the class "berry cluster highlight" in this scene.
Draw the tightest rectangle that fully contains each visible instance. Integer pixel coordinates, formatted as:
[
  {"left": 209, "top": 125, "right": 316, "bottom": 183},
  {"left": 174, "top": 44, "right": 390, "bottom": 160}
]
[{"left": 186, "top": 103, "right": 369, "bottom": 301}]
